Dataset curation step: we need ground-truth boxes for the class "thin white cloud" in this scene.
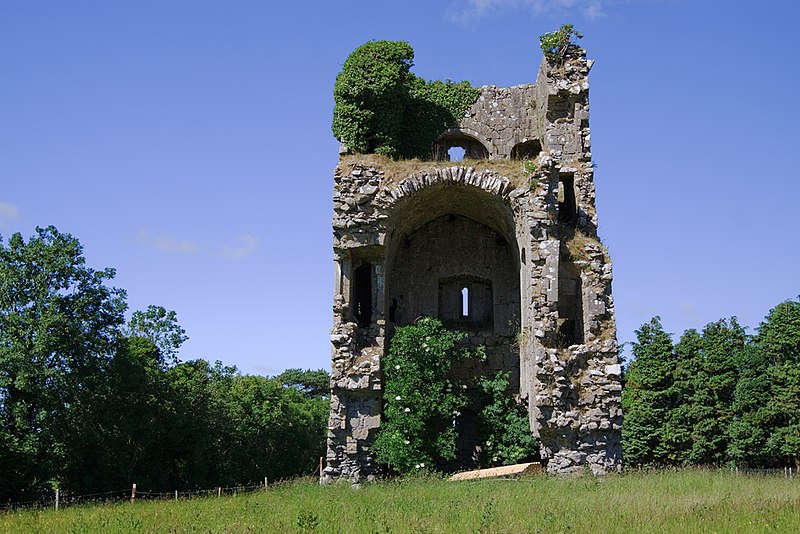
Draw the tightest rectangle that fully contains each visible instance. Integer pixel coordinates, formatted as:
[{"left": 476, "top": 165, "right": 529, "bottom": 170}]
[
  {"left": 679, "top": 301, "right": 700, "bottom": 323},
  {"left": 219, "top": 233, "right": 258, "bottom": 260},
  {"left": 136, "top": 230, "right": 198, "bottom": 255},
  {"left": 0, "top": 201, "right": 19, "bottom": 232},
  {"left": 0, "top": 201, "right": 19, "bottom": 221},
  {"left": 136, "top": 230, "right": 257, "bottom": 259},
  {"left": 447, "top": 0, "right": 607, "bottom": 25}
]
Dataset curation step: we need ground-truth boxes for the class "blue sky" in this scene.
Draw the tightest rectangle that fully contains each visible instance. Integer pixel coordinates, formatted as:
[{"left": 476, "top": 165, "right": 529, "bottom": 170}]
[{"left": 2, "top": 1, "right": 798, "bottom": 374}]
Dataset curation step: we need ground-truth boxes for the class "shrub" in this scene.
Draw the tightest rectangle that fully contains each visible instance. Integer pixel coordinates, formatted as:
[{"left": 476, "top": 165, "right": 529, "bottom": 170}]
[
  {"left": 476, "top": 371, "right": 540, "bottom": 467},
  {"left": 373, "top": 317, "right": 482, "bottom": 473},
  {"left": 539, "top": 24, "right": 582, "bottom": 62}
]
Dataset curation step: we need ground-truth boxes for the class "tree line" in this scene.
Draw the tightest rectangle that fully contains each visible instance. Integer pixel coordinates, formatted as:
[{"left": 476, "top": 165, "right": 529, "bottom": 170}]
[
  {"left": 0, "top": 226, "right": 328, "bottom": 503},
  {"left": 3, "top": 226, "right": 799, "bottom": 503},
  {"left": 623, "top": 298, "right": 800, "bottom": 469}
]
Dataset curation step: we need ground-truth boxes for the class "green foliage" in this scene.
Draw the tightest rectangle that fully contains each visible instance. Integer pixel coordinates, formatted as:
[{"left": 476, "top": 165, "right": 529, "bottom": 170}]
[
  {"left": 373, "top": 317, "right": 479, "bottom": 473},
  {"left": 399, "top": 78, "right": 481, "bottom": 159},
  {"left": 539, "top": 24, "right": 583, "bottom": 62},
  {"left": 475, "top": 372, "right": 539, "bottom": 467},
  {"left": 624, "top": 299, "right": 800, "bottom": 470},
  {"left": 621, "top": 317, "right": 676, "bottom": 466},
  {"left": 660, "top": 319, "right": 746, "bottom": 466},
  {"left": 623, "top": 317, "right": 747, "bottom": 467},
  {"left": 297, "top": 510, "right": 320, "bottom": 532},
  {"left": 332, "top": 41, "right": 415, "bottom": 158},
  {"left": 126, "top": 305, "right": 188, "bottom": 365},
  {"left": 332, "top": 41, "right": 479, "bottom": 159},
  {"left": 276, "top": 368, "right": 330, "bottom": 399},
  {"left": 0, "top": 226, "right": 126, "bottom": 500},
  {"left": 0, "top": 226, "right": 330, "bottom": 502},
  {"left": 729, "top": 298, "right": 800, "bottom": 468}
]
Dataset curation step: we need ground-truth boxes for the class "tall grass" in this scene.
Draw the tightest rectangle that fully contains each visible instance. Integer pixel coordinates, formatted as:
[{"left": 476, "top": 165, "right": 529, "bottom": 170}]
[{"left": 2, "top": 469, "right": 799, "bottom": 533}]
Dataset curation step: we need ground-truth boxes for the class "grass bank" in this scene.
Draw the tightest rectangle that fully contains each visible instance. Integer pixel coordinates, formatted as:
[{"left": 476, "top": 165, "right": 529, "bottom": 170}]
[{"left": 2, "top": 469, "right": 799, "bottom": 533}]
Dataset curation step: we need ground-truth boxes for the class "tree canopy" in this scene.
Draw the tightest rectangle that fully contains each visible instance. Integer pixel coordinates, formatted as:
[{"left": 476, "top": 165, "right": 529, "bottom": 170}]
[
  {"left": 0, "top": 227, "right": 329, "bottom": 502},
  {"left": 623, "top": 298, "right": 800, "bottom": 469}
]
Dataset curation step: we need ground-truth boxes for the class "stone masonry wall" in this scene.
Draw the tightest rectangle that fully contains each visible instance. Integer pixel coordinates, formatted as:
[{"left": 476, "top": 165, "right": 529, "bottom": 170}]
[{"left": 324, "top": 45, "right": 621, "bottom": 482}]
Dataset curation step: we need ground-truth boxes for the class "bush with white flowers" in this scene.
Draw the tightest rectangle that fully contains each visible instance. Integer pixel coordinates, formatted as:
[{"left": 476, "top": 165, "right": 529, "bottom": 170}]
[{"left": 373, "top": 317, "right": 481, "bottom": 473}]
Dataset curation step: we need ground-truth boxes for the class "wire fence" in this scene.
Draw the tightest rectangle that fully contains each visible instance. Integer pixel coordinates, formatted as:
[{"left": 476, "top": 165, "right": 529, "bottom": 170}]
[
  {"left": 730, "top": 466, "right": 797, "bottom": 478},
  {"left": 2, "top": 463, "right": 796, "bottom": 513},
  {"left": 0, "top": 482, "right": 272, "bottom": 514},
  {"left": 1, "top": 458, "right": 325, "bottom": 513}
]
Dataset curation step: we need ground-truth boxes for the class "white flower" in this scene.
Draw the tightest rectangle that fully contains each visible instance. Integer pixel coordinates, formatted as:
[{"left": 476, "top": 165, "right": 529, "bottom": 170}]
[
  {"left": 404, "top": 439, "right": 410, "bottom": 445},
  {"left": 420, "top": 463, "right": 425, "bottom": 467},
  {"left": 404, "top": 407, "right": 411, "bottom": 412},
  {"left": 462, "top": 384, "right": 467, "bottom": 389},
  {"left": 415, "top": 464, "right": 421, "bottom": 469},
  {"left": 395, "top": 395, "right": 402, "bottom": 400},
  {"left": 395, "top": 365, "right": 401, "bottom": 370}
]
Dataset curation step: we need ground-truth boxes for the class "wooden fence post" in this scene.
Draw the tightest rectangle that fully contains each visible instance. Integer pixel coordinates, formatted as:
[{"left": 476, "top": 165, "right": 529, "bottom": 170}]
[
  {"left": 55, "top": 489, "right": 59, "bottom": 511},
  {"left": 217, "top": 487, "right": 221, "bottom": 497},
  {"left": 175, "top": 490, "right": 178, "bottom": 501},
  {"left": 131, "top": 483, "right": 137, "bottom": 503},
  {"left": 264, "top": 476, "right": 268, "bottom": 489}
]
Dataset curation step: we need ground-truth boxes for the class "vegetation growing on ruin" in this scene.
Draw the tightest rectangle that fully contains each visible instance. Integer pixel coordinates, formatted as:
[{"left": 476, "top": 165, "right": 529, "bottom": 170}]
[
  {"left": 539, "top": 24, "right": 583, "bottom": 62},
  {"left": 558, "top": 224, "right": 607, "bottom": 264},
  {"left": 372, "top": 317, "right": 477, "bottom": 473},
  {"left": 475, "top": 372, "right": 540, "bottom": 466},
  {"left": 338, "top": 153, "right": 543, "bottom": 189},
  {"left": 332, "top": 41, "right": 479, "bottom": 159},
  {"left": 374, "top": 318, "right": 537, "bottom": 474}
]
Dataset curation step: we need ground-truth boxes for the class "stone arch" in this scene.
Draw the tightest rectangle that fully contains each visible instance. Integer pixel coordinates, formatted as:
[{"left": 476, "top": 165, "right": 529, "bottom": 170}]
[
  {"left": 378, "top": 166, "right": 515, "bottom": 209},
  {"left": 381, "top": 178, "right": 522, "bottom": 469},
  {"left": 432, "top": 128, "right": 491, "bottom": 161},
  {"left": 511, "top": 139, "right": 542, "bottom": 160}
]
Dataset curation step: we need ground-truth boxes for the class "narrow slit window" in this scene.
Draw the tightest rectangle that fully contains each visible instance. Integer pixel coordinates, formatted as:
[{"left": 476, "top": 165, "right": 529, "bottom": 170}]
[
  {"left": 558, "top": 173, "right": 577, "bottom": 224},
  {"left": 438, "top": 278, "right": 492, "bottom": 329},
  {"left": 353, "top": 263, "right": 372, "bottom": 327}
]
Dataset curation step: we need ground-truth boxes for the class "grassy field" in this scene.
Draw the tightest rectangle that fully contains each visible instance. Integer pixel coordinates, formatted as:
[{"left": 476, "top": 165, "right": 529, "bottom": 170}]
[{"left": 2, "top": 469, "right": 799, "bottom": 533}]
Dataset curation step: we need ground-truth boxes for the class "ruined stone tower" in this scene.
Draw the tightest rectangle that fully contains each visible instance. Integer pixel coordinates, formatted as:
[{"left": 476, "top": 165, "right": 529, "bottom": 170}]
[{"left": 324, "top": 44, "right": 622, "bottom": 481}]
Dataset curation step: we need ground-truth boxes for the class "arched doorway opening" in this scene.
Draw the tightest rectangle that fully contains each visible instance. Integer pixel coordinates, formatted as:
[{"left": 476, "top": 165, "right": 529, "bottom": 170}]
[{"left": 383, "top": 182, "right": 522, "bottom": 468}]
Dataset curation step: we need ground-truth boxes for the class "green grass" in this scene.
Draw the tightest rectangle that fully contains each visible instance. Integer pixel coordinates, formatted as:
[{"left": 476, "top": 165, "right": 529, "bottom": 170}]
[{"left": 2, "top": 469, "right": 799, "bottom": 533}]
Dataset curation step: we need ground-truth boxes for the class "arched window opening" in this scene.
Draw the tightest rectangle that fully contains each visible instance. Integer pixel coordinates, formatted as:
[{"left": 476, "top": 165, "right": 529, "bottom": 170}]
[
  {"left": 511, "top": 140, "right": 542, "bottom": 160},
  {"left": 432, "top": 132, "right": 489, "bottom": 161},
  {"left": 353, "top": 263, "right": 372, "bottom": 327},
  {"left": 558, "top": 173, "right": 577, "bottom": 225},
  {"left": 448, "top": 146, "right": 466, "bottom": 162}
]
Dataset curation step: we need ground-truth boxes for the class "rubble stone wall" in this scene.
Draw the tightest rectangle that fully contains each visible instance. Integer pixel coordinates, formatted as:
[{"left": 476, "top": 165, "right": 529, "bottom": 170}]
[{"left": 324, "top": 45, "right": 622, "bottom": 483}]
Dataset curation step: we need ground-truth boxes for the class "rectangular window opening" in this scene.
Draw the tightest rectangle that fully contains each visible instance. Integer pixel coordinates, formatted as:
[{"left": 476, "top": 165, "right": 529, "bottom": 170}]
[{"left": 558, "top": 173, "right": 577, "bottom": 225}]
